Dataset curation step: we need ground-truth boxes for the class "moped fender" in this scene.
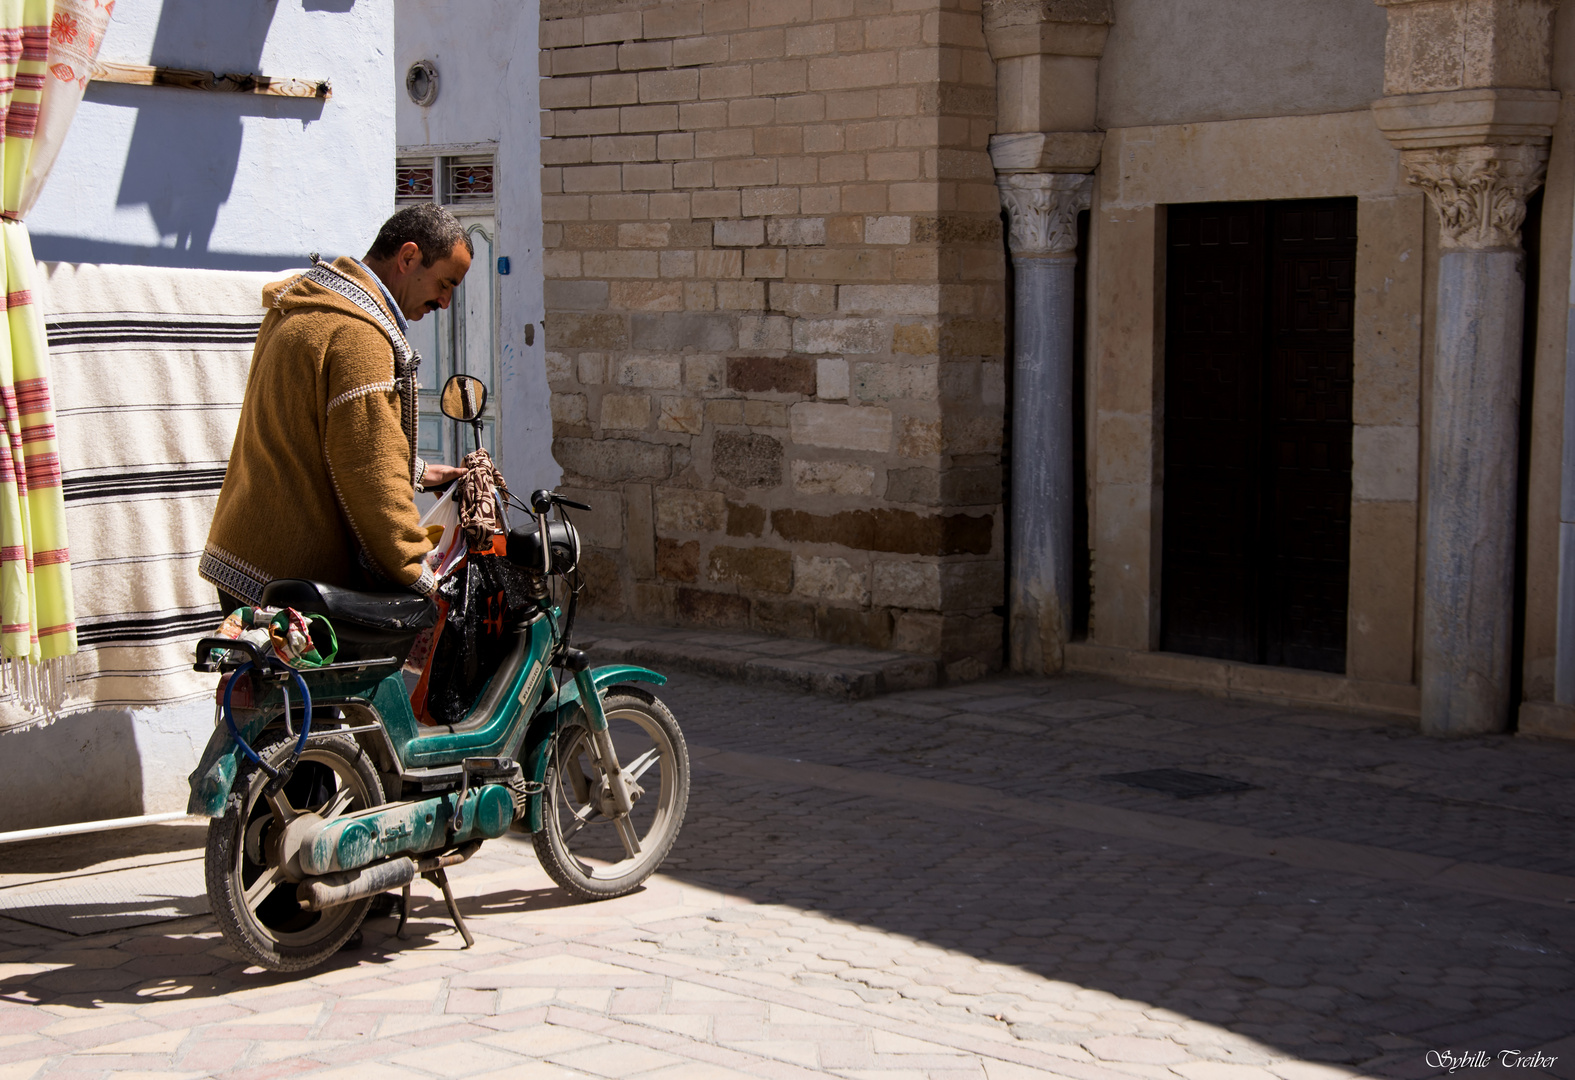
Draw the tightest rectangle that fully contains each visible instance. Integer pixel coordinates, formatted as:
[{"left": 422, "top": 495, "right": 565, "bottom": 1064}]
[
  {"left": 186, "top": 713, "right": 270, "bottom": 818},
  {"left": 519, "top": 664, "right": 666, "bottom": 833},
  {"left": 547, "top": 665, "right": 666, "bottom": 712}
]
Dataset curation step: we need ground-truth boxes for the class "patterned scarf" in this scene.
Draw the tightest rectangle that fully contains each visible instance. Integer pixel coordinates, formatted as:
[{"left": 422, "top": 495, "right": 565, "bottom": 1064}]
[
  {"left": 457, "top": 447, "right": 508, "bottom": 547},
  {"left": 0, "top": 0, "right": 109, "bottom": 714}
]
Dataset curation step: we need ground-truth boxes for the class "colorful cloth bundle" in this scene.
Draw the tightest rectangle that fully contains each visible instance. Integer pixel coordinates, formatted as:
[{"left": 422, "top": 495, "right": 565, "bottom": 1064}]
[{"left": 207, "top": 606, "right": 337, "bottom": 670}]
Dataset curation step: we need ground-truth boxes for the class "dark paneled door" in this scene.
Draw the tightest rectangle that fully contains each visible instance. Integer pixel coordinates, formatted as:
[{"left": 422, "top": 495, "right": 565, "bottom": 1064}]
[{"left": 1161, "top": 199, "right": 1355, "bottom": 673}]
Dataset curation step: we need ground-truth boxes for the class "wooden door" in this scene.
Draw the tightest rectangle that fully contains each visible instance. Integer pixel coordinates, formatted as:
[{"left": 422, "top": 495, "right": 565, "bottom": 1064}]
[{"left": 1161, "top": 199, "right": 1355, "bottom": 673}]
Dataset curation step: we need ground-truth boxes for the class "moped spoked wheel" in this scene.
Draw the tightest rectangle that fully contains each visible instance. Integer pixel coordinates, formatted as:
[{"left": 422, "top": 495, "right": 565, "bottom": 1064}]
[
  {"left": 205, "top": 730, "right": 384, "bottom": 972},
  {"left": 534, "top": 686, "right": 689, "bottom": 900}
]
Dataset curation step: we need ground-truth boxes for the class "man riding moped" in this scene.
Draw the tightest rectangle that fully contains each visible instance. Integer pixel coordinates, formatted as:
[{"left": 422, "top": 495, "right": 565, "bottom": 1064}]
[{"left": 187, "top": 206, "right": 690, "bottom": 973}]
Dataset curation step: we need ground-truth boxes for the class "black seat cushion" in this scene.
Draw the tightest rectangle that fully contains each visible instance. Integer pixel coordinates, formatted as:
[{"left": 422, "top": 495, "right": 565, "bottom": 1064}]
[
  {"left": 261, "top": 579, "right": 437, "bottom": 631},
  {"left": 260, "top": 579, "right": 437, "bottom": 665}
]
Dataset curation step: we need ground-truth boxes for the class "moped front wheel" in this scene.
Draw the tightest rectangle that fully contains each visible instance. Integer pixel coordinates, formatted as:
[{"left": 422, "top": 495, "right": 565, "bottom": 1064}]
[
  {"left": 205, "top": 730, "right": 384, "bottom": 972},
  {"left": 534, "top": 686, "right": 689, "bottom": 900}
]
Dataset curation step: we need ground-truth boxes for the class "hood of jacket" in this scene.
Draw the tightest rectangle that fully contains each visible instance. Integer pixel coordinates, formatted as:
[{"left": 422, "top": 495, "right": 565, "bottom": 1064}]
[{"left": 261, "top": 257, "right": 404, "bottom": 347}]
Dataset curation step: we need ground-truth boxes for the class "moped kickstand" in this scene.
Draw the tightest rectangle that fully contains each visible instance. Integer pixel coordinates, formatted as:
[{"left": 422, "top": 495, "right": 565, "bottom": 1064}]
[
  {"left": 427, "top": 868, "right": 475, "bottom": 948},
  {"left": 393, "top": 871, "right": 474, "bottom": 948}
]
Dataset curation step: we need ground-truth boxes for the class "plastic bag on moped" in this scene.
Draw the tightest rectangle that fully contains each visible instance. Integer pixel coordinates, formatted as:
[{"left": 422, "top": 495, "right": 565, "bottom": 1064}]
[{"left": 420, "top": 485, "right": 466, "bottom": 578}]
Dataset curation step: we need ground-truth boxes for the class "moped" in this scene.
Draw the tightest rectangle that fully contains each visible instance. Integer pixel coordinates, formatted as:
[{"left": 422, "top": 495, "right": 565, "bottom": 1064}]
[{"left": 186, "top": 374, "right": 689, "bottom": 972}]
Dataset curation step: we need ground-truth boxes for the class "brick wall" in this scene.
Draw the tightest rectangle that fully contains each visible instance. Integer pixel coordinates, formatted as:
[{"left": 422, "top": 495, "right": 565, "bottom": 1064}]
[{"left": 540, "top": 0, "right": 1007, "bottom": 671}]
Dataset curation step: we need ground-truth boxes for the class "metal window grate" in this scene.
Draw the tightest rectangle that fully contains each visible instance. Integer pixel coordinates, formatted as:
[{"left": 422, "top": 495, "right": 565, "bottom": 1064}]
[
  {"left": 444, "top": 155, "right": 494, "bottom": 203},
  {"left": 396, "top": 160, "right": 435, "bottom": 204}
]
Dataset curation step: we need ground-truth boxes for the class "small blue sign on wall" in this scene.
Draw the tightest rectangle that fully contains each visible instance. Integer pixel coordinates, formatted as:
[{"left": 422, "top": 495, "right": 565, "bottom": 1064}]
[{"left": 496, "top": 256, "right": 510, "bottom": 275}]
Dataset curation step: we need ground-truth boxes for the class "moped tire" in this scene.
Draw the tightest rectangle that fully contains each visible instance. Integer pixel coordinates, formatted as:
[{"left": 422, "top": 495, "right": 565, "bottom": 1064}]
[
  {"left": 534, "top": 686, "right": 689, "bottom": 900},
  {"left": 205, "top": 730, "right": 384, "bottom": 972}
]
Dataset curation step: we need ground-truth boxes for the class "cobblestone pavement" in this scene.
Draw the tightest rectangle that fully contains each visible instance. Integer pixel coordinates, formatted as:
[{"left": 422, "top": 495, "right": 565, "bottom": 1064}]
[{"left": 2, "top": 671, "right": 1574, "bottom": 1080}]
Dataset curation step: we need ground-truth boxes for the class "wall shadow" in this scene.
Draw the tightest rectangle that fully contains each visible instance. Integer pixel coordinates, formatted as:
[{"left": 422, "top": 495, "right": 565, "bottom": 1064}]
[
  {"left": 28, "top": 234, "right": 305, "bottom": 271},
  {"left": 643, "top": 677, "right": 1575, "bottom": 1071},
  {"left": 101, "top": 81, "right": 325, "bottom": 257},
  {"left": 0, "top": 711, "right": 144, "bottom": 831},
  {"left": 0, "top": 824, "right": 206, "bottom": 876},
  {"left": 86, "top": 0, "right": 323, "bottom": 267}
]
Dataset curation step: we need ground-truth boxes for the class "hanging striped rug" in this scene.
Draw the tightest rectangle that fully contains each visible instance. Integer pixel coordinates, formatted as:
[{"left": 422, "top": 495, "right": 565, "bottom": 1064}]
[{"left": 0, "top": 262, "right": 275, "bottom": 732}]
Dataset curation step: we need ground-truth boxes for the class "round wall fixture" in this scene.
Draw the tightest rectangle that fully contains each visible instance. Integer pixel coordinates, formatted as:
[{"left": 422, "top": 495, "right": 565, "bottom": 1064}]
[{"left": 405, "top": 60, "right": 438, "bottom": 107}]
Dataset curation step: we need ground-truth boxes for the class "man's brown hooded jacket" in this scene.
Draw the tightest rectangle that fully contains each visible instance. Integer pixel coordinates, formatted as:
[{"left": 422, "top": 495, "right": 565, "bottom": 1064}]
[{"left": 200, "top": 258, "right": 435, "bottom": 605}]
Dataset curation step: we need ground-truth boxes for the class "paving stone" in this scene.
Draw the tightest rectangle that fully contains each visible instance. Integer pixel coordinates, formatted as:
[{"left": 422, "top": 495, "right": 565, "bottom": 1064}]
[
  {"left": 389, "top": 1041, "right": 526, "bottom": 1076},
  {"left": 2, "top": 669, "right": 1573, "bottom": 1079},
  {"left": 550, "top": 1040, "right": 685, "bottom": 1075},
  {"left": 225, "top": 1059, "right": 331, "bottom": 1080},
  {"left": 444, "top": 988, "right": 500, "bottom": 1015}
]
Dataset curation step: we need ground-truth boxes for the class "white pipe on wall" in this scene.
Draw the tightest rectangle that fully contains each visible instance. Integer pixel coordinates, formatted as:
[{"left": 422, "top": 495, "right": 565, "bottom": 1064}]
[{"left": 0, "top": 810, "right": 192, "bottom": 846}]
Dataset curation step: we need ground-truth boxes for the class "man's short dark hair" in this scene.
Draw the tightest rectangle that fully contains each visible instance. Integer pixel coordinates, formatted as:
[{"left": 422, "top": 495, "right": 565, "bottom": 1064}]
[{"left": 366, "top": 204, "right": 473, "bottom": 266}]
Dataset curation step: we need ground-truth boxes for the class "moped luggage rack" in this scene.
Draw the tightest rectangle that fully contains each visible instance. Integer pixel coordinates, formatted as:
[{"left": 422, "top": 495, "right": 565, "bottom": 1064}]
[{"left": 193, "top": 636, "right": 397, "bottom": 677}]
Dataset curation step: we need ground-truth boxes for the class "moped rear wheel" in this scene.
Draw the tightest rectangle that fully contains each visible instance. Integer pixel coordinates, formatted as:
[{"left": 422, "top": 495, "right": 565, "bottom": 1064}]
[
  {"left": 534, "top": 686, "right": 688, "bottom": 900},
  {"left": 206, "top": 730, "right": 384, "bottom": 972}
]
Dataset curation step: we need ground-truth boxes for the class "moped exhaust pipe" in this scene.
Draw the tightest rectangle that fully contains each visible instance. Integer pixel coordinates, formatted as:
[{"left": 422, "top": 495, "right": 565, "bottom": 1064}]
[
  {"left": 296, "top": 782, "right": 515, "bottom": 877},
  {"left": 296, "top": 840, "right": 483, "bottom": 912},
  {"left": 297, "top": 856, "right": 417, "bottom": 911}
]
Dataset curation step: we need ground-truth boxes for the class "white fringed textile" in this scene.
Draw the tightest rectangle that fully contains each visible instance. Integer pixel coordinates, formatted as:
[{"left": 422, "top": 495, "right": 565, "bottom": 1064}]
[{"left": 0, "top": 262, "right": 277, "bottom": 735}]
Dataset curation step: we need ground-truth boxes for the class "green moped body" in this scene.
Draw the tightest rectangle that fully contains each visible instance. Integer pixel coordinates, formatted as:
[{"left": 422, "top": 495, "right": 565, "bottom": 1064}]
[{"left": 186, "top": 610, "right": 664, "bottom": 834}]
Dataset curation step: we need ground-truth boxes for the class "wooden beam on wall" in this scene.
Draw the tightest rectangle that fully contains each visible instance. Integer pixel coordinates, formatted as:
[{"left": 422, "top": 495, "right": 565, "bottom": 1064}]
[{"left": 89, "top": 60, "right": 331, "bottom": 99}]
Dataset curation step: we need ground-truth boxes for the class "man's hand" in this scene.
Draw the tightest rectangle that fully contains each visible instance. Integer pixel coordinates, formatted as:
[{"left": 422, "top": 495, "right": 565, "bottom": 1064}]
[{"left": 422, "top": 463, "right": 467, "bottom": 487}]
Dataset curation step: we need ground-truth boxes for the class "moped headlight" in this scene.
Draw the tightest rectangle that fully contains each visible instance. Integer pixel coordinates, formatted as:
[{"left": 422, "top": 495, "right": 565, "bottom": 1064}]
[{"left": 551, "top": 521, "right": 581, "bottom": 574}]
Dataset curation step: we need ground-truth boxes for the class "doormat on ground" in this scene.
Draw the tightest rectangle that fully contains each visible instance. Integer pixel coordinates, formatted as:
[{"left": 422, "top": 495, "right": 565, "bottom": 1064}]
[
  {"left": 0, "top": 859, "right": 207, "bottom": 935},
  {"left": 1103, "top": 768, "right": 1257, "bottom": 798}
]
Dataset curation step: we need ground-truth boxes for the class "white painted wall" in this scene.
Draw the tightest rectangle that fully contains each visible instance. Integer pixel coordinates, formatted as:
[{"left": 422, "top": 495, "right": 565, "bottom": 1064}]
[
  {"left": 1098, "top": 0, "right": 1387, "bottom": 130},
  {"left": 0, "top": 1, "right": 396, "bottom": 832},
  {"left": 395, "top": 0, "right": 556, "bottom": 493},
  {"left": 29, "top": 0, "right": 395, "bottom": 270}
]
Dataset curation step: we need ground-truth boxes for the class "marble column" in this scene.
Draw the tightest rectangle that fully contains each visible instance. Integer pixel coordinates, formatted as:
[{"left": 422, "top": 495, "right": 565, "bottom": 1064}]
[
  {"left": 996, "top": 172, "right": 1092, "bottom": 674},
  {"left": 1406, "top": 144, "right": 1547, "bottom": 734}
]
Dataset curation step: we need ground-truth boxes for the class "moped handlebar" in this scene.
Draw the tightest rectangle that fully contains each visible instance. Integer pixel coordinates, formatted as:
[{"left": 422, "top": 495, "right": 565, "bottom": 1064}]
[{"left": 528, "top": 488, "right": 592, "bottom": 513}]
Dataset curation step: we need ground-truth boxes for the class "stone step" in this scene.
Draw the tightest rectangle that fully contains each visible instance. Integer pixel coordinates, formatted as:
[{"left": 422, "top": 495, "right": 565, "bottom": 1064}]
[{"left": 575, "top": 619, "right": 939, "bottom": 699}]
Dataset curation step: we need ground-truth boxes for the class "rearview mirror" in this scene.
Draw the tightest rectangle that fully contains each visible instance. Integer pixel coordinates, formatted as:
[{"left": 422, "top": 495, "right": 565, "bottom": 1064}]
[{"left": 440, "top": 374, "right": 488, "bottom": 422}]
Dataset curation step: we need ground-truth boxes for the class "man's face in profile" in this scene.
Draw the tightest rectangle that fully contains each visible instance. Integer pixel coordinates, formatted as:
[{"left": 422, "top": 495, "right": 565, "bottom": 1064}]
[{"left": 389, "top": 239, "right": 472, "bottom": 322}]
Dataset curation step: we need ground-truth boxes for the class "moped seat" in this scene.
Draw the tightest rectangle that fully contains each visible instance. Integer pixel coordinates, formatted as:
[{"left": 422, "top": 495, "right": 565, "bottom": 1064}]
[
  {"left": 261, "top": 579, "right": 437, "bottom": 666},
  {"left": 261, "top": 579, "right": 438, "bottom": 632}
]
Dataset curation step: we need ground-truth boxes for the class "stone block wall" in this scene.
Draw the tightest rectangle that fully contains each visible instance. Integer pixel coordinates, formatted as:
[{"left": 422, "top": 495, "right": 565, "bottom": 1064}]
[{"left": 539, "top": 0, "right": 1007, "bottom": 668}]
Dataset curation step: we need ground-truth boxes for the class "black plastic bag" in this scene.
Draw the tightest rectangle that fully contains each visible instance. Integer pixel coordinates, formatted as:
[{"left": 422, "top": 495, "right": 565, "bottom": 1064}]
[{"left": 423, "top": 554, "right": 538, "bottom": 725}]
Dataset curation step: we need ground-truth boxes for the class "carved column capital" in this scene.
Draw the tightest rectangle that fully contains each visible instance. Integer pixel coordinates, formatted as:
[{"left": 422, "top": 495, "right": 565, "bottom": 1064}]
[
  {"left": 1401, "top": 143, "right": 1548, "bottom": 250},
  {"left": 996, "top": 172, "right": 1092, "bottom": 257}
]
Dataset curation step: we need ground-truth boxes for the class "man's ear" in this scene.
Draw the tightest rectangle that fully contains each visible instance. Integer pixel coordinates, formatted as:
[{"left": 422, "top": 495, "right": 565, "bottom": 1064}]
[{"left": 396, "top": 241, "right": 423, "bottom": 274}]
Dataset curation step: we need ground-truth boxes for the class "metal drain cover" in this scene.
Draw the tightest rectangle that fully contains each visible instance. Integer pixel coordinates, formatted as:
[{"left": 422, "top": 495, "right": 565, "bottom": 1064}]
[{"left": 1104, "top": 768, "right": 1256, "bottom": 798}]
